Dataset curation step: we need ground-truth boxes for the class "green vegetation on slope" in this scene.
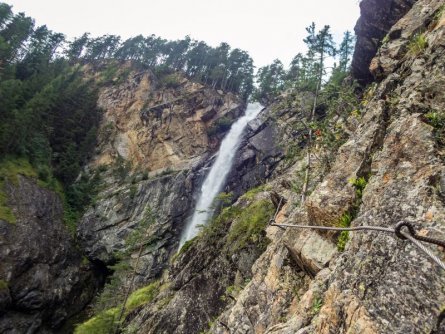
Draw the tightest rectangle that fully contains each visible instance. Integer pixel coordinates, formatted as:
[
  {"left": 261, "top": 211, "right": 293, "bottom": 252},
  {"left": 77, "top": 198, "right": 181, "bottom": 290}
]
[
  {"left": 74, "top": 281, "right": 160, "bottom": 334},
  {"left": 0, "top": 2, "right": 255, "bottom": 232},
  {"left": 0, "top": 158, "right": 37, "bottom": 223},
  {"left": 226, "top": 199, "right": 274, "bottom": 253},
  {"left": 336, "top": 176, "right": 368, "bottom": 251}
]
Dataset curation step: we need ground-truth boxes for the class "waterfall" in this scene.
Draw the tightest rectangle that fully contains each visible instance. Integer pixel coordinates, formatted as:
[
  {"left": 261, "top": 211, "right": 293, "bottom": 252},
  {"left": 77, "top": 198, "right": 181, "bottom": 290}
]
[{"left": 179, "top": 102, "right": 263, "bottom": 248}]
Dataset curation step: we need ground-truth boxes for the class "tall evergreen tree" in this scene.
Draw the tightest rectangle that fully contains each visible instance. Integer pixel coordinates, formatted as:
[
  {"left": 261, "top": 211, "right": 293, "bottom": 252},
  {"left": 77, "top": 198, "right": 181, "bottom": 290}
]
[
  {"left": 253, "top": 59, "right": 285, "bottom": 103},
  {"left": 338, "top": 30, "right": 355, "bottom": 72}
]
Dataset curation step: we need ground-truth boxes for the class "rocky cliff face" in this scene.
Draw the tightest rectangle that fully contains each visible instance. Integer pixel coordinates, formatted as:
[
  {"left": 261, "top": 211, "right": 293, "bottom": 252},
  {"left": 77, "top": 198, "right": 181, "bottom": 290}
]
[
  {"left": 118, "top": 0, "right": 445, "bottom": 333},
  {"left": 7, "top": 0, "right": 445, "bottom": 331},
  {"left": 0, "top": 175, "right": 97, "bottom": 333},
  {"left": 77, "top": 67, "right": 248, "bottom": 286},
  {"left": 351, "top": 0, "right": 416, "bottom": 85}
]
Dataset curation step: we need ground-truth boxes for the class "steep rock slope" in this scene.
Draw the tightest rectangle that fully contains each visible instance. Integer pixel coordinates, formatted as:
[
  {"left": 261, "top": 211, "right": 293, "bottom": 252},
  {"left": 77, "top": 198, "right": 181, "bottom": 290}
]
[
  {"left": 121, "top": 0, "right": 445, "bottom": 333},
  {"left": 0, "top": 174, "right": 97, "bottom": 333},
  {"left": 215, "top": 0, "right": 445, "bottom": 332},
  {"left": 119, "top": 90, "right": 336, "bottom": 333},
  {"left": 351, "top": 0, "right": 416, "bottom": 84}
]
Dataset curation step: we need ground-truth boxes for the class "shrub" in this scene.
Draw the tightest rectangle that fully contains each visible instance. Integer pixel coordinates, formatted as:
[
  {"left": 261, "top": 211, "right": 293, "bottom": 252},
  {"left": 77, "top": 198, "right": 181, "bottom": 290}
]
[
  {"left": 337, "top": 231, "right": 349, "bottom": 252},
  {"left": 349, "top": 176, "right": 367, "bottom": 198},
  {"left": 432, "top": 4, "right": 445, "bottom": 28},
  {"left": 215, "top": 192, "right": 233, "bottom": 207},
  {"left": 129, "top": 184, "right": 137, "bottom": 199},
  {"left": 311, "top": 297, "right": 323, "bottom": 315},
  {"left": 160, "top": 74, "right": 181, "bottom": 89},
  {"left": 335, "top": 177, "right": 369, "bottom": 251},
  {"left": 158, "top": 167, "right": 175, "bottom": 177},
  {"left": 424, "top": 111, "right": 445, "bottom": 129},
  {"left": 407, "top": 33, "right": 428, "bottom": 56},
  {"left": 174, "top": 238, "right": 196, "bottom": 259},
  {"left": 101, "top": 64, "right": 119, "bottom": 85},
  {"left": 424, "top": 110, "right": 445, "bottom": 146}
]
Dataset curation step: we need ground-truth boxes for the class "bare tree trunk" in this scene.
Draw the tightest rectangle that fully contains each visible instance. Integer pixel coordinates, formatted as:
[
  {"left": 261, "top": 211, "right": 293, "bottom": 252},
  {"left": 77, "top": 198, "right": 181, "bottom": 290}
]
[{"left": 301, "top": 50, "right": 324, "bottom": 204}]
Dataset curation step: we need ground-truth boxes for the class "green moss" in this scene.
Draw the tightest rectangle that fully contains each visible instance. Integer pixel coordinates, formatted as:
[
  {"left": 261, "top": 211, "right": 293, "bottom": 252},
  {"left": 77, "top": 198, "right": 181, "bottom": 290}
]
[
  {"left": 76, "top": 281, "right": 160, "bottom": 334},
  {"left": 125, "top": 281, "right": 160, "bottom": 312},
  {"left": 0, "top": 157, "right": 99, "bottom": 233},
  {"left": 226, "top": 199, "right": 274, "bottom": 253},
  {"left": 0, "top": 158, "right": 37, "bottom": 185},
  {"left": 337, "top": 231, "right": 349, "bottom": 252},
  {"left": 199, "top": 205, "right": 242, "bottom": 242},
  {"left": 74, "top": 307, "right": 119, "bottom": 334},
  {"left": 0, "top": 190, "right": 16, "bottom": 224},
  {"left": 240, "top": 185, "right": 267, "bottom": 201},
  {"left": 0, "top": 158, "right": 38, "bottom": 224},
  {"left": 0, "top": 280, "right": 8, "bottom": 290},
  {"left": 407, "top": 33, "right": 428, "bottom": 56},
  {"left": 174, "top": 238, "right": 196, "bottom": 260}
]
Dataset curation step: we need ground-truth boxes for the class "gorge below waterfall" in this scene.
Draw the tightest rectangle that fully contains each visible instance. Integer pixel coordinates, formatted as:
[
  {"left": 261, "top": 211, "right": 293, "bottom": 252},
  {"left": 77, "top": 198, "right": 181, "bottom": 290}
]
[{"left": 179, "top": 102, "right": 263, "bottom": 247}]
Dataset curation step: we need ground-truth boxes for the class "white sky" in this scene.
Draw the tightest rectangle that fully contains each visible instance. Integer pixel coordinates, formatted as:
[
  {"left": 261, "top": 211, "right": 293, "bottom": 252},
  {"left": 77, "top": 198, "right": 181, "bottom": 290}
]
[{"left": 5, "top": 0, "right": 361, "bottom": 69}]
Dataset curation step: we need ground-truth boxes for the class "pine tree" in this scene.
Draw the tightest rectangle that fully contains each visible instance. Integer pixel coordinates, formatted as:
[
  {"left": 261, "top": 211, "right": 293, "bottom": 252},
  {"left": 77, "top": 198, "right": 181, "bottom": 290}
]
[
  {"left": 253, "top": 59, "right": 285, "bottom": 103},
  {"left": 338, "top": 31, "right": 355, "bottom": 72},
  {"left": 301, "top": 23, "right": 336, "bottom": 203}
]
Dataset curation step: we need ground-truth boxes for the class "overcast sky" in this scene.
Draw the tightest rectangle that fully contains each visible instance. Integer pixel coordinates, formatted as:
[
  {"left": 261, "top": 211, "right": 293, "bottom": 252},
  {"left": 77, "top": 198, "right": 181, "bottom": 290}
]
[{"left": 5, "top": 0, "right": 361, "bottom": 69}]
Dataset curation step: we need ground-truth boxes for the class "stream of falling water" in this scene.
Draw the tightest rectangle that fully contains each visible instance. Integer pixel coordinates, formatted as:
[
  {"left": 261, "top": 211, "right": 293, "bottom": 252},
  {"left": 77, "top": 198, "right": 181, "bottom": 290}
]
[{"left": 179, "top": 102, "right": 263, "bottom": 248}]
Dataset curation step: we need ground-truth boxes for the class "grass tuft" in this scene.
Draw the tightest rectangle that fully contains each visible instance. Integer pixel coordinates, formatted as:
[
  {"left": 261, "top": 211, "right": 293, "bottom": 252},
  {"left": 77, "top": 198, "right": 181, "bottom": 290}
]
[{"left": 407, "top": 33, "right": 428, "bottom": 56}]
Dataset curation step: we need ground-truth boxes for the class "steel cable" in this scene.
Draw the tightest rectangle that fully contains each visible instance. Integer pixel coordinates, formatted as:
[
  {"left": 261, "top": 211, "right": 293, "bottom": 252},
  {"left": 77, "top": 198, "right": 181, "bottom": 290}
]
[
  {"left": 269, "top": 218, "right": 445, "bottom": 271},
  {"left": 400, "top": 230, "right": 445, "bottom": 270}
]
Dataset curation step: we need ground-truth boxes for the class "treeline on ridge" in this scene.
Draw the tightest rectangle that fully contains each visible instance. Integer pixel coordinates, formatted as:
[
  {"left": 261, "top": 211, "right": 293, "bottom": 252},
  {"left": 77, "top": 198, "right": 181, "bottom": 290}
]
[
  {"left": 253, "top": 24, "right": 355, "bottom": 104},
  {"left": 0, "top": 2, "right": 256, "bottom": 225}
]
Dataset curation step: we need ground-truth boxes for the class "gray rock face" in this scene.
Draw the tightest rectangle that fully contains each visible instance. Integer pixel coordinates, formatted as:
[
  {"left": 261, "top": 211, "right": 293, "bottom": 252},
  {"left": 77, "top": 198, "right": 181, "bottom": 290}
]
[
  {"left": 225, "top": 110, "right": 284, "bottom": 198},
  {"left": 122, "top": 1, "right": 445, "bottom": 333},
  {"left": 224, "top": 1, "right": 445, "bottom": 332},
  {"left": 0, "top": 177, "right": 97, "bottom": 333},
  {"left": 78, "top": 170, "right": 195, "bottom": 284},
  {"left": 351, "top": 0, "right": 416, "bottom": 84}
]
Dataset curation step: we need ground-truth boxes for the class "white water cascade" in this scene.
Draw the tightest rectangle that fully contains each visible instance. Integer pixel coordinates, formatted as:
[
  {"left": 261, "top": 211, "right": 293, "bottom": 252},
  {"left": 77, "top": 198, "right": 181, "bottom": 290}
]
[{"left": 179, "top": 102, "right": 263, "bottom": 248}]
